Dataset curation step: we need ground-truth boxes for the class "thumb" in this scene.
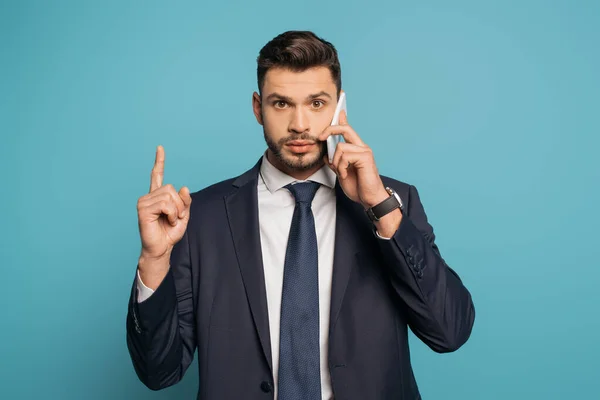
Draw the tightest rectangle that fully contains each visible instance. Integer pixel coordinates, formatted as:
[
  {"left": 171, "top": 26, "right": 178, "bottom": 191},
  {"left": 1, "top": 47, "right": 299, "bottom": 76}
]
[{"left": 179, "top": 186, "right": 192, "bottom": 217}]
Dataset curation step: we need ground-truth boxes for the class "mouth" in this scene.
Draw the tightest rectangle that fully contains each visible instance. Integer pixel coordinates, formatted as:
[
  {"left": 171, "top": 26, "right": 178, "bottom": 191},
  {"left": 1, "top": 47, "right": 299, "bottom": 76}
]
[{"left": 286, "top": 140, "right": 316, "bottom": 154}]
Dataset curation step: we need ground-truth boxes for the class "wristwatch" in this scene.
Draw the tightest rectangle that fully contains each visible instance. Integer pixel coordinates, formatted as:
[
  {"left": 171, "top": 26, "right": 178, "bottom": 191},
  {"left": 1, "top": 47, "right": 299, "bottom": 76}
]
[{"left": 365, "top": 187, "right": 404, "bottom": 222}]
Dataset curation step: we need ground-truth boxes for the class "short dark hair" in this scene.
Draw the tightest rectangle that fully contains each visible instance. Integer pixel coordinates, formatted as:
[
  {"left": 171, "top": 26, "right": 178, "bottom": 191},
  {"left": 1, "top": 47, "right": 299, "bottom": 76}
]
[{"left": 257, "top": 31, "right": 341, "bottom": 96}]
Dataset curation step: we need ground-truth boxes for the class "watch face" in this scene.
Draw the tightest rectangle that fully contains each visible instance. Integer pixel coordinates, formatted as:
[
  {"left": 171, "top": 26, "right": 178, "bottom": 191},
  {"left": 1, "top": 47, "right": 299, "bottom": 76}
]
[{"left": 385, "top": 187, "right": 403, "bottom": 210}]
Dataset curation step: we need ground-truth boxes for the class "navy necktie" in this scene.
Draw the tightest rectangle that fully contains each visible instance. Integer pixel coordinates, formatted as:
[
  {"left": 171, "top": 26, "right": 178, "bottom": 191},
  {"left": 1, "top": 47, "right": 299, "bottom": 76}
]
[{"left": 278, "top": 181, "right": 322, "bottom": 400}]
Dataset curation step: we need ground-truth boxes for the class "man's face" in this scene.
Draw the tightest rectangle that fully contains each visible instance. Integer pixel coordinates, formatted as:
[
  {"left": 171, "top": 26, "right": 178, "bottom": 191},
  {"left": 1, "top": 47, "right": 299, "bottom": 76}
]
[{"left": 253, "top": 66, "right": 339, "bottom": 175}]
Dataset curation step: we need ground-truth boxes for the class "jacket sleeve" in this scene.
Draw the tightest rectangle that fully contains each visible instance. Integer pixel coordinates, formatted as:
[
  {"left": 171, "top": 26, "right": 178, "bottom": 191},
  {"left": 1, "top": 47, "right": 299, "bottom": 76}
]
[
  {"left": 126, "top": 228, "right": 196, "bottom": 390},
  {"left": 377, "top": 184, "right": 475, "bottom": 353}
]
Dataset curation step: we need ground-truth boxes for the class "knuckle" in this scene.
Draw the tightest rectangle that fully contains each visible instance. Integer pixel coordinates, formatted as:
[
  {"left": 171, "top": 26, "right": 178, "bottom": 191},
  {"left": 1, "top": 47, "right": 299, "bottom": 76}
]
[
  {"left": 161, "top": 193, "right": 172, "bottom": 202},
  {"left": 137, "top": 195, "right": 149, "bottom": 207}
]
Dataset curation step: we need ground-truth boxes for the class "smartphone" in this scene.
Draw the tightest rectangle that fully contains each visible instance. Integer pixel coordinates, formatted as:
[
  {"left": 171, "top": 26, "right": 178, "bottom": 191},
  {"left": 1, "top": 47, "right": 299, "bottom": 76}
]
[{"left": 327, "top": 92, "right": 346, "bottom": 163}]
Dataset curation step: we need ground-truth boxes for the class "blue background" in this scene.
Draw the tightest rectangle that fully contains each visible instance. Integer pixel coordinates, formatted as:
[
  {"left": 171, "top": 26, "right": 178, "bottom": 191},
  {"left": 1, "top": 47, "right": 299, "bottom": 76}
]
[{"left": 2, "top": 0, "right": 599, "bottom": 398}]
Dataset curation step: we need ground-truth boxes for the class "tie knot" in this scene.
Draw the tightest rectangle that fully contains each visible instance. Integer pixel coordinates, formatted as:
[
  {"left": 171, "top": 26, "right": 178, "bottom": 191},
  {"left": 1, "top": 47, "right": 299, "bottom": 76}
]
[{"left": 285, "top": 181, "right": 321, "bottom": 204}]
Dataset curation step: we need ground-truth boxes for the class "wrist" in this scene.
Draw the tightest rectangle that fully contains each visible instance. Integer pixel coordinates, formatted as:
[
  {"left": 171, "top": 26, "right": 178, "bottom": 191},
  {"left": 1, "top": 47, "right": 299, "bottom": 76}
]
[
  {"left": 138, "top": 252, "right": 171, "bottom": 290},
  {"left": 363, "top": 186, "right": 390, "bottom": 209},
  {"left": 364, "top": 185, "right": 404, "bottom": 237},
  {"left": 373, "top": 208, "right": 402, "bottom": 238}
]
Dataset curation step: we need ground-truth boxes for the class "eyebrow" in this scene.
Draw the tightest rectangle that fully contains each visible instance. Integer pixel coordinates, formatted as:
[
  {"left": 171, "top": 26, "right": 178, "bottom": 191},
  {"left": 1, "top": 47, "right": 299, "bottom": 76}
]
[{"left": 265, "top": 91, "right": 333, "bottom": 102}]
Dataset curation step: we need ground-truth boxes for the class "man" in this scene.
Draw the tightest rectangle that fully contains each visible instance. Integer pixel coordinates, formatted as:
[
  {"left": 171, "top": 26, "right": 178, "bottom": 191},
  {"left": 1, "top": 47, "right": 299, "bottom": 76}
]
[{"left": 127, "top": 30, "right": 475, "bottom": 400}]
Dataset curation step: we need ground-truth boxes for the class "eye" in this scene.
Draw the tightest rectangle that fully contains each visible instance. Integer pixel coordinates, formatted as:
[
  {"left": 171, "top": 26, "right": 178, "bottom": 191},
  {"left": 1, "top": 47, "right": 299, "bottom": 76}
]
[
  {"left": 311, "top": 100, "right": 325, "bottom": 109},
  {"left": 273, "top": 101, "right": 288, "bottom": 109}
]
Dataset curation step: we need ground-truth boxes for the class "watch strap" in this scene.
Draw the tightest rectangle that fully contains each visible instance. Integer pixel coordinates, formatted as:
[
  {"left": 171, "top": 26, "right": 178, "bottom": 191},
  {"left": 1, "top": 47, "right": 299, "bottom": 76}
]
[{"left": 366, "top": 188, "right": 403, "bottom": 222}]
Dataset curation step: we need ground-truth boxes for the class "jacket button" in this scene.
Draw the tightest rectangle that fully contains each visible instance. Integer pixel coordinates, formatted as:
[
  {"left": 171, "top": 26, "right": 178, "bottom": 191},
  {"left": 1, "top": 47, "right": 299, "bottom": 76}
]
[{"left": 260, "top": 381, "right": 272, "bottom": 393}]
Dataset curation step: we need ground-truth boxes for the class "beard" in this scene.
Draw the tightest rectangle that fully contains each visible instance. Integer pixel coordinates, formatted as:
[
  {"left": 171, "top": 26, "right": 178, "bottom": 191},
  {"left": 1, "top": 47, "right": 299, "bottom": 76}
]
[{"left": 264, "top": 129, "right": 327, "bottom": 171}]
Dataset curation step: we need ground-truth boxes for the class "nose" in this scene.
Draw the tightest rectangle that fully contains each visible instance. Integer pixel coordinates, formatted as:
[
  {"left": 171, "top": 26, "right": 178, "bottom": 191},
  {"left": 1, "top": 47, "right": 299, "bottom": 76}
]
[{"left": 289, "top": 107, "right": 310, "bottom": 134}]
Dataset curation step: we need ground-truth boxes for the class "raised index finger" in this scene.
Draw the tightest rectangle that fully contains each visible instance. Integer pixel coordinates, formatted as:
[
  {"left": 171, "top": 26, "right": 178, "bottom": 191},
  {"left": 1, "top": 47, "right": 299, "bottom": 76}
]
[{"left": 150, "top": 145, "right": 165, "bottom": 192}]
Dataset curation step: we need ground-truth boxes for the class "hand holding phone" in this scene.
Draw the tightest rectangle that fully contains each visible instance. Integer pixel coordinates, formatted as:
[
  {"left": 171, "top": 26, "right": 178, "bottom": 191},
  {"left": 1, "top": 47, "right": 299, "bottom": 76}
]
[{"left": 327, "top": 92, "right": 346, "bottom": 163}]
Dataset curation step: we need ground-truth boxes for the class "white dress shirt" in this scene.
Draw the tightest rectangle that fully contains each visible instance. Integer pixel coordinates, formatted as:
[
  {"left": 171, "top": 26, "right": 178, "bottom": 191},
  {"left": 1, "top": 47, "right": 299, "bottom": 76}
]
[
  {"left": 137, "top": 153, "right": 391, "bottom": 399},
  {"left": 256, "top": 154, "right": 337, "bottom": 400}
]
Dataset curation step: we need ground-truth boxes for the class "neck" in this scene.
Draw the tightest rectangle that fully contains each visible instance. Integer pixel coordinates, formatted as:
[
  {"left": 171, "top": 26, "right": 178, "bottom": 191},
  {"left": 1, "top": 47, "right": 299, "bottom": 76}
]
[{"left": 266, "top": 150, "right": 324, "bottom": 181}]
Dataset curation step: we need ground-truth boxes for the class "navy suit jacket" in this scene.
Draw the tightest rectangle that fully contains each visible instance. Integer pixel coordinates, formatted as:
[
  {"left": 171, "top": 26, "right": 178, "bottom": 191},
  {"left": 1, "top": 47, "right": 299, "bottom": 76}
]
[{"left": 126, "top": 157, "right": 475, "bottom": 399}]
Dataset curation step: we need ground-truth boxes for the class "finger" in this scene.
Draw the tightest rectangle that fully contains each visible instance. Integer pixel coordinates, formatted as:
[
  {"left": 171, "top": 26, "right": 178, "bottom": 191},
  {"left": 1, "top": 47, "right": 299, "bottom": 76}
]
[
  {"left": 337, "top": 154, "right": 348, "bottom": 180},
  {"left": 331, "top": 142, "right": 345, "bottom": 174},
  {"left": 331, "top": 142, "right": 366, "bottom": 174},
  {"left": 339, "top": 109, "right": 348, "bottom": 125},
  {"left": 144, "top": 198, "right": 178, "bottom": 226},
  {"left": 319, "top": 125, "right": 365, "bottom": 147},
  {"left": 143, "top": 186, "right": 186, "bottom": 219},
  {"left": 323, "top": 154, "right": 336, "bottom": 173},
  {"left": 150, "top": 145, "right": 165, "bottom": 192},
  {"left": 337, "top": 151, "right": 367, "bottom": 180},
  {"left": 179, "top": 186, "right": 192, "bottom": 218},
  {"left": 139, "top": 192, "right": 180, "bottom": 223},
  {"left": 332, "top": 142, "right": 356, "bottom": 174},
  {"left": 164, "top": 184, "right": 186, "bottom": 218},
  {"left": 334, "top": 146, "right": 371, "bottom": 180}
]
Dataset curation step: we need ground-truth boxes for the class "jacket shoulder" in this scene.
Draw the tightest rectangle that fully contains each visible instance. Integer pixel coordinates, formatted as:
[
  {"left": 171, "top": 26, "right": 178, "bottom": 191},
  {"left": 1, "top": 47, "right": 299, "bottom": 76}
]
[
  {"left": 188, "top": 157, "right": 262, "bottom": 207},
  {"left": 189, "top": 177, "right": 237, "bottom": 205},
  {"left": 379, "top": 175, "right": 425, "bottom": 212},
  {"left": 380, "top": 175, "right": 413, "bottom": 194}
]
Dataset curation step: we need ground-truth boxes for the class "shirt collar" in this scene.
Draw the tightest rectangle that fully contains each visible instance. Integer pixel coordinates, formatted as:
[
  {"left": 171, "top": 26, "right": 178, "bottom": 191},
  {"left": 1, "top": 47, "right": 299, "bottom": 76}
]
[{"left": 259, "top": 151, "right": 337, "bottom": 194}]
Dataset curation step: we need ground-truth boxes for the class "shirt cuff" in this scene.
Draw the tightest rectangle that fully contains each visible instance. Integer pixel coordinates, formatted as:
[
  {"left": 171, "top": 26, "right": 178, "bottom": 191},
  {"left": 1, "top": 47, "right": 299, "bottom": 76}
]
[
  {"left": 136, "top": 269, "right": 156, "bottom": 303},
  {"left": 374, "top": 230, "right": 392, "bottom": 240}
]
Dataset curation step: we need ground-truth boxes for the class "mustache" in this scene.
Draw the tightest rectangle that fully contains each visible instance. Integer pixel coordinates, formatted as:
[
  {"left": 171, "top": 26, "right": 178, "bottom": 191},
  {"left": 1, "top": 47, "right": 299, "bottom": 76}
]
[{"left": 278, "top": 134, "right": 321, "bottom": 145}]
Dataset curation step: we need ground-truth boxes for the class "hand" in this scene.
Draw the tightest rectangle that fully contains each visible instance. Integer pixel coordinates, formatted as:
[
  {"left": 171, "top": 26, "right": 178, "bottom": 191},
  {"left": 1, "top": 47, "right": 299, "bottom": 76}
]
[
  {"left": 136, "top": 146, "right": 192, "bottom": 283},
  {"left": 318, "top": 111, "right": 402, "bottom": 238},
  {"left": 319, "top": 110, "right": 389, "bottom": 209}
]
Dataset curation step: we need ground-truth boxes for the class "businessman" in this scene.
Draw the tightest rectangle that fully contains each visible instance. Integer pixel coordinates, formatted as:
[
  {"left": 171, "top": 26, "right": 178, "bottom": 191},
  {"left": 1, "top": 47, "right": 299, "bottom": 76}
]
[{"left": 126, "top": 30, "right": 475, "bottom": 400}]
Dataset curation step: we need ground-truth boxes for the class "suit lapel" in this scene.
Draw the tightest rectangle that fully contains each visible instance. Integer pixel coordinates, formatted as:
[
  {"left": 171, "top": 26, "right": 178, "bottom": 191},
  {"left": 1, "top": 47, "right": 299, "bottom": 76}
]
[
  {"left": 224, "top": 158, "right": 273, "bottom": 373},
  {"left": 329, "top": 181, "right": 363, "bottom": 338},
  {"left": 224, "top": 160, "right": 366, "bottom": 373}
]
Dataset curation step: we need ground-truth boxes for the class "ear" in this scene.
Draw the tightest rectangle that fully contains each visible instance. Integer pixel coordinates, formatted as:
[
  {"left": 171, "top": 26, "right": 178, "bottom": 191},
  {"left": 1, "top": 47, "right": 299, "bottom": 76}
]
[{"left": 252, "top": 92, "right": 263, "bottom": 125}]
